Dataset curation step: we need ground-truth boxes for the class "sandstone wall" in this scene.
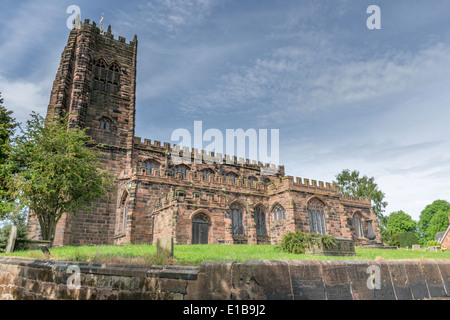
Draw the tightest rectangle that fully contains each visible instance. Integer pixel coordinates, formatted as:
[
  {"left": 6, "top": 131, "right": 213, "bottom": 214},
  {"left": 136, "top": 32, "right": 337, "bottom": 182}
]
[{"left": 1, "top": 257, "right": 449, "bottom": 300}]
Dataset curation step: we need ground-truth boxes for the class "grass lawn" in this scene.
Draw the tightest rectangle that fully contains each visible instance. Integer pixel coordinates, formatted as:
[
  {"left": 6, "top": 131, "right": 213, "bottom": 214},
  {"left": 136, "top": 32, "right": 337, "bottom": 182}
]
[{"left": 2, "top": 244, "right": 450, "bottom": 265}]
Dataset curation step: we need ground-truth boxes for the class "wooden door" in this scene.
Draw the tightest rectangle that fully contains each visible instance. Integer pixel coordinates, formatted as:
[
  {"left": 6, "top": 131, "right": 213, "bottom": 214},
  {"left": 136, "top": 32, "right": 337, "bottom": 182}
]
[{"left": 192, "top": 215, "right": 209, "bottom": 244}]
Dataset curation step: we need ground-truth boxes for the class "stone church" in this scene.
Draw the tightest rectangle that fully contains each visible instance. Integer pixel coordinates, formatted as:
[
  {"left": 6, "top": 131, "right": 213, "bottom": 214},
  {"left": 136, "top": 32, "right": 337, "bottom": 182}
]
[{"left": 28, "top": 19, "right": 382, "bottom": 247}]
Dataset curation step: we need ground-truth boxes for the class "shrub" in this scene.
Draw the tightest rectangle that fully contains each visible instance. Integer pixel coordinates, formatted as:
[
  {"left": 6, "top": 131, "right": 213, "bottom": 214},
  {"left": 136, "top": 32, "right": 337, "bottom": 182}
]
[
  {"left": 398, "top": 232, "right": 419, "bottom": 248},
  {"left": 425, "top": 240, "right": 441, "bottom": 247},
  {"left": 278, "top": 231, "right": 336, "bottom": 254}
]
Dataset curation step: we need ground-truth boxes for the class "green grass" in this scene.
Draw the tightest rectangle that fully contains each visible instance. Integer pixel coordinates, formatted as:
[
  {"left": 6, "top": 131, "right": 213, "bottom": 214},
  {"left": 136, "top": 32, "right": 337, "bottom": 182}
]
[{"left": 2, "top": 244, "right": 450, "bottom": 265}]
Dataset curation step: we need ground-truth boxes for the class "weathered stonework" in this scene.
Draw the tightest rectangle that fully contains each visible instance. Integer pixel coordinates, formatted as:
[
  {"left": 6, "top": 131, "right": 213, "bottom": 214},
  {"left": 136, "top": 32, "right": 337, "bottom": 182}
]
[
  {"left": 1, "top": 257, "right": 450, "bottom": 300},
  {"left": 28, "top": 20, "right": 382, "bottom": 247}
]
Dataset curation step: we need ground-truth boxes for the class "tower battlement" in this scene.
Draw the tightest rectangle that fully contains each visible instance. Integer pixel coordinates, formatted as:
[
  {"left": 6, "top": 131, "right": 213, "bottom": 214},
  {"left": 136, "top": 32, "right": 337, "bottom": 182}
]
[{"left": 76, "top": 18, "right": 138, "bottom": 47}]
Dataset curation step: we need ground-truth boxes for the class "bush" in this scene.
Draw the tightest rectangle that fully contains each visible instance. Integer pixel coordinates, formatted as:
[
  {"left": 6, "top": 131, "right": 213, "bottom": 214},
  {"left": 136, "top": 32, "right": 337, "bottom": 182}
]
[
  {"left": 398, "top": 232, "right": 419, "bottom": 248},
  {"left": 425, "top": 240, "right": 441, "bottom": 247},
  {"left": 278, "top": 231, "right": 336, "bottom": 254},
  {"left": 389, "top": 232, "right": 400, "bottom": 247}
]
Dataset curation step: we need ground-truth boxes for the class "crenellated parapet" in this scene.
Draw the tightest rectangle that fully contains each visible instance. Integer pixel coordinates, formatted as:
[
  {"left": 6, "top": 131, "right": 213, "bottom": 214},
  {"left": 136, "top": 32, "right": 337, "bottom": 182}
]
[
  {"left": 76, "top": 18, "right": 138, "bottom": 47},
  {"left": 268, "top": 176, "right": 339, "bottom": 193},
  {"left": 132, "top": 136, "right": 284, "bottom": 174}
]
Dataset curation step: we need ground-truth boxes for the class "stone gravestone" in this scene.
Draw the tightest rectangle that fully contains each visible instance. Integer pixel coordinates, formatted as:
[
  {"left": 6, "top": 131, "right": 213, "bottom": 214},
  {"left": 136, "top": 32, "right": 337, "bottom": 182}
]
[
  {"left": 412, "top": 244, "right": 420, "bottom": 251},
  {"left": 157, "top": 237, "right": 174, "bottom": 258},
  {"left": 5, "top": 226, "right": 17, "bottom": 253}
]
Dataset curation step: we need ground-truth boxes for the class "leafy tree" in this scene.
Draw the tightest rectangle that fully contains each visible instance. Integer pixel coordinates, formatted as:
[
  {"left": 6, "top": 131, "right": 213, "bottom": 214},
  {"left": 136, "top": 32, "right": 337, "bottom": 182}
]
[
  {"left": 398, "top": 232, "right": 419, "bottom": 248},
  {"left": 0, "top": 92, "right": 18, "bottom": 214},
  {"left": 381, "top": 210, "right": 417, "bottom": 246},
  {"left": 333, "top": 169, "right": 388, "bottom": 223},
  {"left": 418, "top": 200, "right": 450, "bottom": 243},
  {"left": 6, "top": 112, "right": 114, "bottom": 245},
  {"left": 385, "top": 210, "right": 417, "bottom": 234},
  {"left": 424, "top": 209, "right": 450, "bottom": 242}
]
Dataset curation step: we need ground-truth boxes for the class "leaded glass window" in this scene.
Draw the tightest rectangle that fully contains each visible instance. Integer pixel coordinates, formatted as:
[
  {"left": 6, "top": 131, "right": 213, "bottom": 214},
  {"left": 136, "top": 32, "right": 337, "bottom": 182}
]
[
  {"left": 273, "top": 205, "right": 285, "bottom": 221},
  {"left": 173, "top": 165, "right": 189, "bottom": 179},
  {"left": 230, "top": 203, "right": 244, "bottom": 236},
  {"left": 255, "top": 206, "right": 267, "bottom": 237},
  {"left": 353, "top": 214, "right": 364, "bottom": 238},
  {"left": 143, "top": 160, "right": 160, "bottom": 175},
  {"left": 308, "top": 198, "right": 326, "bottom": 235}
]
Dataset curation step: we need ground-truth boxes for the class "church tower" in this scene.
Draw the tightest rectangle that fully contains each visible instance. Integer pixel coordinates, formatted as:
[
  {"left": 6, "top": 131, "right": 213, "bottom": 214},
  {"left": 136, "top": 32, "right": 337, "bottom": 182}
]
[{"left": 32, "top": 18, "right": 139, "bottom": 246}]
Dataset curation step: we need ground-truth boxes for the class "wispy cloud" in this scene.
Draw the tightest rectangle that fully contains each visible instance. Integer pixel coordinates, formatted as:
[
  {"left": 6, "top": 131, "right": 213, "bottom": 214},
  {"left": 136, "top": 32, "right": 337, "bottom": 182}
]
[
  {"left": 0, "top": 75, "right": 50, "bottom": 124},
  {"left": 138, "top": 0, "right": 224, "bottom": 34},
  {"left": 179, "top": 40, "right": 450, "bottom": 127},
  {"left": 0, "top": 1, "right": 61, "bottom": 75}
]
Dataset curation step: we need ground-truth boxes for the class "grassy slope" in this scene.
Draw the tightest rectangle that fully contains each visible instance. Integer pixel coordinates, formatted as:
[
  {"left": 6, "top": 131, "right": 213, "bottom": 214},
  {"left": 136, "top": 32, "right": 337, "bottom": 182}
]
[{"left": 2, "top": 244, "right": 450, "bottom": 265}]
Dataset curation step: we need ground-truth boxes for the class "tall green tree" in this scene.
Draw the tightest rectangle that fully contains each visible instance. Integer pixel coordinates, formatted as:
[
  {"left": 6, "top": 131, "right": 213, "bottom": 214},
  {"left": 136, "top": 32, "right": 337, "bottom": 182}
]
[
  {"left": 6, "top": 112, "right": 114, "bottom": 245},
  {"left": 0, "top": 92, "right": 18, "bottom": 215},
  {"left": 418, "top": 200, "right": 450, "bottom": 243},
  {"left": 381, "top": 210, "right": 417, "bottom": 246},
  {"left": 333, "top": 169, "right": 388, "bottom": 224},
  {"left": 385, "top": 210, "right": 417, "bottom": 234},
  {"left": 424, "top": 209, "right": 450, "bottom": 242}
]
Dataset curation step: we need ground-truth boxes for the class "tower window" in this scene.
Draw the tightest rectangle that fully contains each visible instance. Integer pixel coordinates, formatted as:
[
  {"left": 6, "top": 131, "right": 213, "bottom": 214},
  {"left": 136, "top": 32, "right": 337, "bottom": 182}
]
[
  {"left": 100, "top": 118, "right": 111, "bottom": 130},
  {"left": 93, "top": 60, "right": 120, "bottom": 94}
]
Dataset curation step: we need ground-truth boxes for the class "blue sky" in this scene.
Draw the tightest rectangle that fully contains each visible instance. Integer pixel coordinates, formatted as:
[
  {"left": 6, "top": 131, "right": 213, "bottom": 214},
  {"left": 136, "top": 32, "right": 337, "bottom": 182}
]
[{"left": 1, "top": 0, "right": 450, "bottom": 221}]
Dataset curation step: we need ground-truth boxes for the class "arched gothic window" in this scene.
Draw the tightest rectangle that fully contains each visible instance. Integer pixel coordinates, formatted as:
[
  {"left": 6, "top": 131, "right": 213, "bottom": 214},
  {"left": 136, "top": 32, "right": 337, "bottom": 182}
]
[
  {"left": 107, "top": 64, "right": 120, "bottom": 94},
  {"left": 100, "top": 117, "right": 111, "bottom": 130},
  {"left": 249, "top": 176, "right": 257, "bottom": 187},
  {"left": 118, "top": 192, "right": 129, "bottom": 235},
  {"left": 308, "top": 198, "right": 326, "bottom": 235},
  {"left": 93, "top": 60, "right": 120, "bottom": 94},
  {"left": 255, "top": 206, "right": 267, "bottom": 237},
  {"left": 230, "top": 203, "right": 244, "bottom": 236},
  {"left": 353, "top": 213, "right": 364, "bottom": 238},
  {"left": 226, "top": 172, "right": 239, "bottom": 183},
  {"left": 143, "top": 160, "right": 160, "bottom": 175},
  {"left": 273, "top": 205, "right": 286, "bottom": 221},
  {"left": 201, "top": 168, "right": 215, "bottom": 180},
  {"left": 173, "top": 165, "right": 189, "bottom": 179}
]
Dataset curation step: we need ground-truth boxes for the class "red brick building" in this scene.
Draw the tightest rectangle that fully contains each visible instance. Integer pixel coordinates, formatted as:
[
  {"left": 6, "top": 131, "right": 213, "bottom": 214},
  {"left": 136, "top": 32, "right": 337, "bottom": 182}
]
[{"left": 28, "top": 20, "right": 381, "bottom": 247}]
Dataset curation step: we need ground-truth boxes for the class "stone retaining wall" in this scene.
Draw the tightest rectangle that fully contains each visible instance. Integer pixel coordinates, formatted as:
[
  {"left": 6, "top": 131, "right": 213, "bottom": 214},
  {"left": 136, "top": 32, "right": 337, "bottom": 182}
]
[{"left": 1, "top": 256, "right": 449, "bottom": 300}]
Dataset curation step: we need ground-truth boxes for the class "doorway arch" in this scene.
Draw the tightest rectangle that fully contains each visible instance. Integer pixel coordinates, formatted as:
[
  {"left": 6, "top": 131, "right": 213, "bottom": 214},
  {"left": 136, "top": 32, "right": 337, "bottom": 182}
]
[{"left": 192, "top": 214, "right": 210, "bottom": 244}]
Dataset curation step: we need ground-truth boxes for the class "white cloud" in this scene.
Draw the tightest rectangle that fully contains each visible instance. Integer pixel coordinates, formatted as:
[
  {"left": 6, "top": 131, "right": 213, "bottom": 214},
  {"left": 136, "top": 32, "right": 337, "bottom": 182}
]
[
  {"left": 0, "top": 75, "right": 50, "bottom": 124},
  {"left": 179, "top": 40, "right": 450, "bottom": 127}
]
